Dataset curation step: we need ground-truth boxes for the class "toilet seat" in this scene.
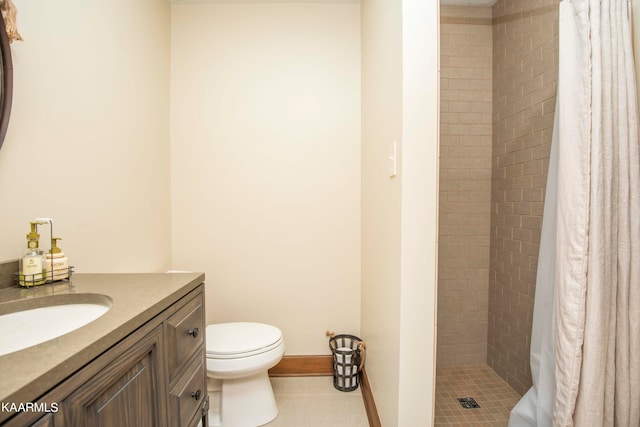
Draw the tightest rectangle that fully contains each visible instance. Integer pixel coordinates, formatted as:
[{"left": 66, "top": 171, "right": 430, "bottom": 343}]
[{"left": 206, "top": 322, "right": 283, "bottom": 359}]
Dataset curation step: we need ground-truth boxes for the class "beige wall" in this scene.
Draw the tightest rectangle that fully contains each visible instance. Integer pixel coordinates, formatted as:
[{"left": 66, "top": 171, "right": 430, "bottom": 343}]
[
  {"left": 170, "top": 3, "right": 361, "bottom": 355},
  {"left": 361, "top": 0, "right": 438, "bottom": 425},
  {"left": 0, "top": 0, "right": 172, "bottom": 272},
  {"left": 361, "top": 0, "right": 402, "bottom": 422},
  {"left": 438, "top": 5, "right": 492, "bottom": 367},
  {"left": 398, "top": 1, "right": 439, "bottom": 424},
  {"left": 488, "top": 0, "right": 558, "bottom": 395},
  {"left": 0, "top": 3, "right": 444, "bottom": 420}
]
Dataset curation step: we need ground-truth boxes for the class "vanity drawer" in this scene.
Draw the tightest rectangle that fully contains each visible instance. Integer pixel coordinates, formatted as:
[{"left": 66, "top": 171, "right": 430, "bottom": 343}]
[
  {"left": 166, "top": 292, "right": 204, "bottom": 382},
  {"left": 169, "top": 352, "right": 207, "bottom": 427}
]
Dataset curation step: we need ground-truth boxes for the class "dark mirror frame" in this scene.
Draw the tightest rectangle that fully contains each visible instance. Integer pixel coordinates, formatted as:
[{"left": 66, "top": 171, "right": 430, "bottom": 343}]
[{"left": 0, "top": 13, "right": 12, "bottom": 151}]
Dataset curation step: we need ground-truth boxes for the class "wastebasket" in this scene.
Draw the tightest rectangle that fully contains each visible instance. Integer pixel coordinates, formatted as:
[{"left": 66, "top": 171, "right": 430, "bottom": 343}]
[{"left": 326, "top": 331, "right": 366, "bottom": 392}]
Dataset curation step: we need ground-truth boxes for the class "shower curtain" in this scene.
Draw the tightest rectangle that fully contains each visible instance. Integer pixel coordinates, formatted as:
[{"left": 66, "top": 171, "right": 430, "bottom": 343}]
[{"left": 509, "top": 0, "right": 640, "bottom": 426}]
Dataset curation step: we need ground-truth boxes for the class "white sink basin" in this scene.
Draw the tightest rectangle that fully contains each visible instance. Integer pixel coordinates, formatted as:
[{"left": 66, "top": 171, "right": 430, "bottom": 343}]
[{"left": 0, "top": 295, "right": 112, "bottom": 357}]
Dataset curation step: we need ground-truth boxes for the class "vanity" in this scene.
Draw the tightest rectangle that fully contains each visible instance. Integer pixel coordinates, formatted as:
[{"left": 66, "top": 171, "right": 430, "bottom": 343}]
[{"left": 0, "top": 272, "right": 208, "bottom": 427}]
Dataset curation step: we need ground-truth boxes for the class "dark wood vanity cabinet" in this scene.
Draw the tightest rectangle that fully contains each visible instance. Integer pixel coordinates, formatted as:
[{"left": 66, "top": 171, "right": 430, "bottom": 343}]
[
  {"left": 60, "top": 325, "right": 168, "bottom": 427},
  {"left": 165, "top": 294, "right": 207, "bottom": 427},
  {"left": 5, "top": 285, "right": 208, "bottom": 427}
]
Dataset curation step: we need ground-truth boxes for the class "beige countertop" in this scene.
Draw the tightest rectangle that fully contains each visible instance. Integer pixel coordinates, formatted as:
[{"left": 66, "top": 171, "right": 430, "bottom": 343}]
[{"left": 0, "top": 272, "right": 205, "bottom": 417}]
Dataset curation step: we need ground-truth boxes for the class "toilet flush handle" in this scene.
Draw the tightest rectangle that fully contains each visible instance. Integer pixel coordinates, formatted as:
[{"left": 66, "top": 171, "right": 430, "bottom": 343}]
[{"left": 188, "top": 327, "right": 199, "bottom": 338}]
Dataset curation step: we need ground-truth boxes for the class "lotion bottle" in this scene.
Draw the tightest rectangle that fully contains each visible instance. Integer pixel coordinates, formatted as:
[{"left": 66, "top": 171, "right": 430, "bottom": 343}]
[
  {"left": 19, "top": 222, "right": 46, "bottom": 286},
  {"left": 46, "top": 237, "right": 69, "bottom": 281}
]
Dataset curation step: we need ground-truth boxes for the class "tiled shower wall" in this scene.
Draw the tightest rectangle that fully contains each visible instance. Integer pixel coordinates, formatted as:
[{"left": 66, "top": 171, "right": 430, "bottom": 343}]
[
  {"left": 488, "top": 0, "right": 559, "bottom": 395},
  {"left": 438, "top": 1, "right": 560, "bottom": 393},
  {"left": 438, "top": 6, "right": 493, "bottom": 367}
]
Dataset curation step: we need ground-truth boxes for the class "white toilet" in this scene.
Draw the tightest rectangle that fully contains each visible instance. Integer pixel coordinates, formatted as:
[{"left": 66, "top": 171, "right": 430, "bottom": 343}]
[{"left": 205, "top": 322, "right": 285, "bottom": 427}]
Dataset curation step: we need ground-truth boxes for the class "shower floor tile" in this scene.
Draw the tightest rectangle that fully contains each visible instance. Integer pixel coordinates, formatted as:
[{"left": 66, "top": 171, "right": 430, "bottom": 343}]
[{"left": 435, "top": 364, "right": 521, "bottom": 426}]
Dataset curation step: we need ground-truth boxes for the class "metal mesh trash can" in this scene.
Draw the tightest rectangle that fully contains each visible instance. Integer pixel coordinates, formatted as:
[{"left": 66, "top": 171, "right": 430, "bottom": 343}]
[{"left": 326, "top": 332, "right": 366, "bottom": 392}]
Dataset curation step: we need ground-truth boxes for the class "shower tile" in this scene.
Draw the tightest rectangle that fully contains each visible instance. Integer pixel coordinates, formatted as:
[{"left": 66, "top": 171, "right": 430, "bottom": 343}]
[
  {"left": 489, "top": 0, "right": 559, "bottom": 395},
  {"left": 435, "top": 364, "right": 521, "bottom": 426}
]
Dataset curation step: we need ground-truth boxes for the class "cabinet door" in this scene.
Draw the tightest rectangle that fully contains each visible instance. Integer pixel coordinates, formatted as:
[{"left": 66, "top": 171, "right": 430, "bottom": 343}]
[
  {"left": 30, "top": 413, "right": 54, "bottom": 427},
  {"left": 60, "top": 325, "right": 168, "bottom": 427},
  {"left": 165, "top": 293, "right": 204, "bottom": 384},
  {"left": 169, "top": 353, "right": 207, "bottom": 427}
]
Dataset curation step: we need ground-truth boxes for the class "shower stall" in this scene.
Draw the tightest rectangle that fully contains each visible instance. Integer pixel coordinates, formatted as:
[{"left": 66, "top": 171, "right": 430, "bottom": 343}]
[
  {"left": 436, "top": 0, "right": 559, "bottom": 424},
  {"left": 438, "top": 0, "right": 640, "bottom": 425}
]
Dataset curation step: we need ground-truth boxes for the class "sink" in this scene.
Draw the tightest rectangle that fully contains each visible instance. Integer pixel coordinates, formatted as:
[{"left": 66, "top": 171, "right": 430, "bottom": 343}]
[{"left": 0, "top": 294, "right": 112, "bottom": 357}]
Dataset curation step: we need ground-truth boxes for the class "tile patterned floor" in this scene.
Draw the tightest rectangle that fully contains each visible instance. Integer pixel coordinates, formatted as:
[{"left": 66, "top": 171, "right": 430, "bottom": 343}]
[
  {"left": 217, "top": 366, "right": 518, "bottom": 427},
  {"left": 435, "top": 364, "right": 521, "bottom": 427},
  {"left": 265, "top": 376, "right": 369, "bottom": 427}
]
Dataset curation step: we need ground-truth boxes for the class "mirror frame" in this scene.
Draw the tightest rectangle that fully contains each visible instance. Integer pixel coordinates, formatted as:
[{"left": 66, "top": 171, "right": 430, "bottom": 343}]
[{"left": 0, "top": 13, "right": 12, "bottom": 151}]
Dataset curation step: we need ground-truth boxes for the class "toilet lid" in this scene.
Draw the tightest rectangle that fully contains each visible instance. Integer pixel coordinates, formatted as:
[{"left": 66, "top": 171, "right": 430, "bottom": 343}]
[{"left": 206, "top": 322, "right": 282, "bottom": 357}]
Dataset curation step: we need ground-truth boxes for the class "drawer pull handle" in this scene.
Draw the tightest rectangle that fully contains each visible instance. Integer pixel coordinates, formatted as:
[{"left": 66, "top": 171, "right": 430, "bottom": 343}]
[
  {"left": 187, "top": 327, "right": 199, "bottom": 338},
  {"left": 191, "top": 390, "right": 202, "bottom": 401}
]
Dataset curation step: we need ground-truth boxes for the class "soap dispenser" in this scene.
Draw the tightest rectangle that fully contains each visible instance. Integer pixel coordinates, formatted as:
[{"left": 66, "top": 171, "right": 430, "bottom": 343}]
[
  {"left": 46, "top": 237, "right": 69, "bottom": 281},
  {"left": 19, "top": 222, "right": 46, "bottom": 286}
]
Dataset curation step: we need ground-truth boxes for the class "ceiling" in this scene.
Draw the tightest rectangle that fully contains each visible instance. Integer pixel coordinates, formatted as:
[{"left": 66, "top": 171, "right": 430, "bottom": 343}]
[
  {"left": 440, "top": 0, "right": 497, "bottom": 5},
  {"left": 170, "top": 0, "right": 496, "bottom": 4},
  {"left": 169, "top": 0, "right": 360, "bottom": 3}
]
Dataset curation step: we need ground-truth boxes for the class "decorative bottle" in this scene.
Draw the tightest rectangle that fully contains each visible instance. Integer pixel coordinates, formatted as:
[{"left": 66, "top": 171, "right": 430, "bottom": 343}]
[
  {"left": 45, "top": 237, "right": 69, "bottom": 281},
  {"left": 19, "top": 222, "right": 46, "bottom": 286}
]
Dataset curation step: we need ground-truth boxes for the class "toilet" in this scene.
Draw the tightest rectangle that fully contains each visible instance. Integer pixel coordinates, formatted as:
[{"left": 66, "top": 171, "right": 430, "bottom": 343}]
[{"left": 205, "top": 322, "right": 285, "bottom": 427}]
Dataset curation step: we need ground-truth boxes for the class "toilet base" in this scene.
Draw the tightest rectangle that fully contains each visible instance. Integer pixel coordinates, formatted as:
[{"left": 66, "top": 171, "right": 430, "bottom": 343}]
[{"left": 208, "top": 371, "right": 278, "bottom": 427}]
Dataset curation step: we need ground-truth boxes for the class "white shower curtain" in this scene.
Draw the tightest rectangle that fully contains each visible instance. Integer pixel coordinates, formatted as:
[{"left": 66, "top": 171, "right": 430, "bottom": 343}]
[
  {"left": 509, "top": 0, "right": 640, "bottom": 426},
  {"left": 508, "top": 101, "right": 559, "bottom": 427}
]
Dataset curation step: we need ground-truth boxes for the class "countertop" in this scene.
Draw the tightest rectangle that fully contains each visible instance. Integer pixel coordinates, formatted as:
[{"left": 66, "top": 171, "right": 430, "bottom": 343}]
[{"left": 0, "top": 272, "right": 205, "bottom": 419}]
